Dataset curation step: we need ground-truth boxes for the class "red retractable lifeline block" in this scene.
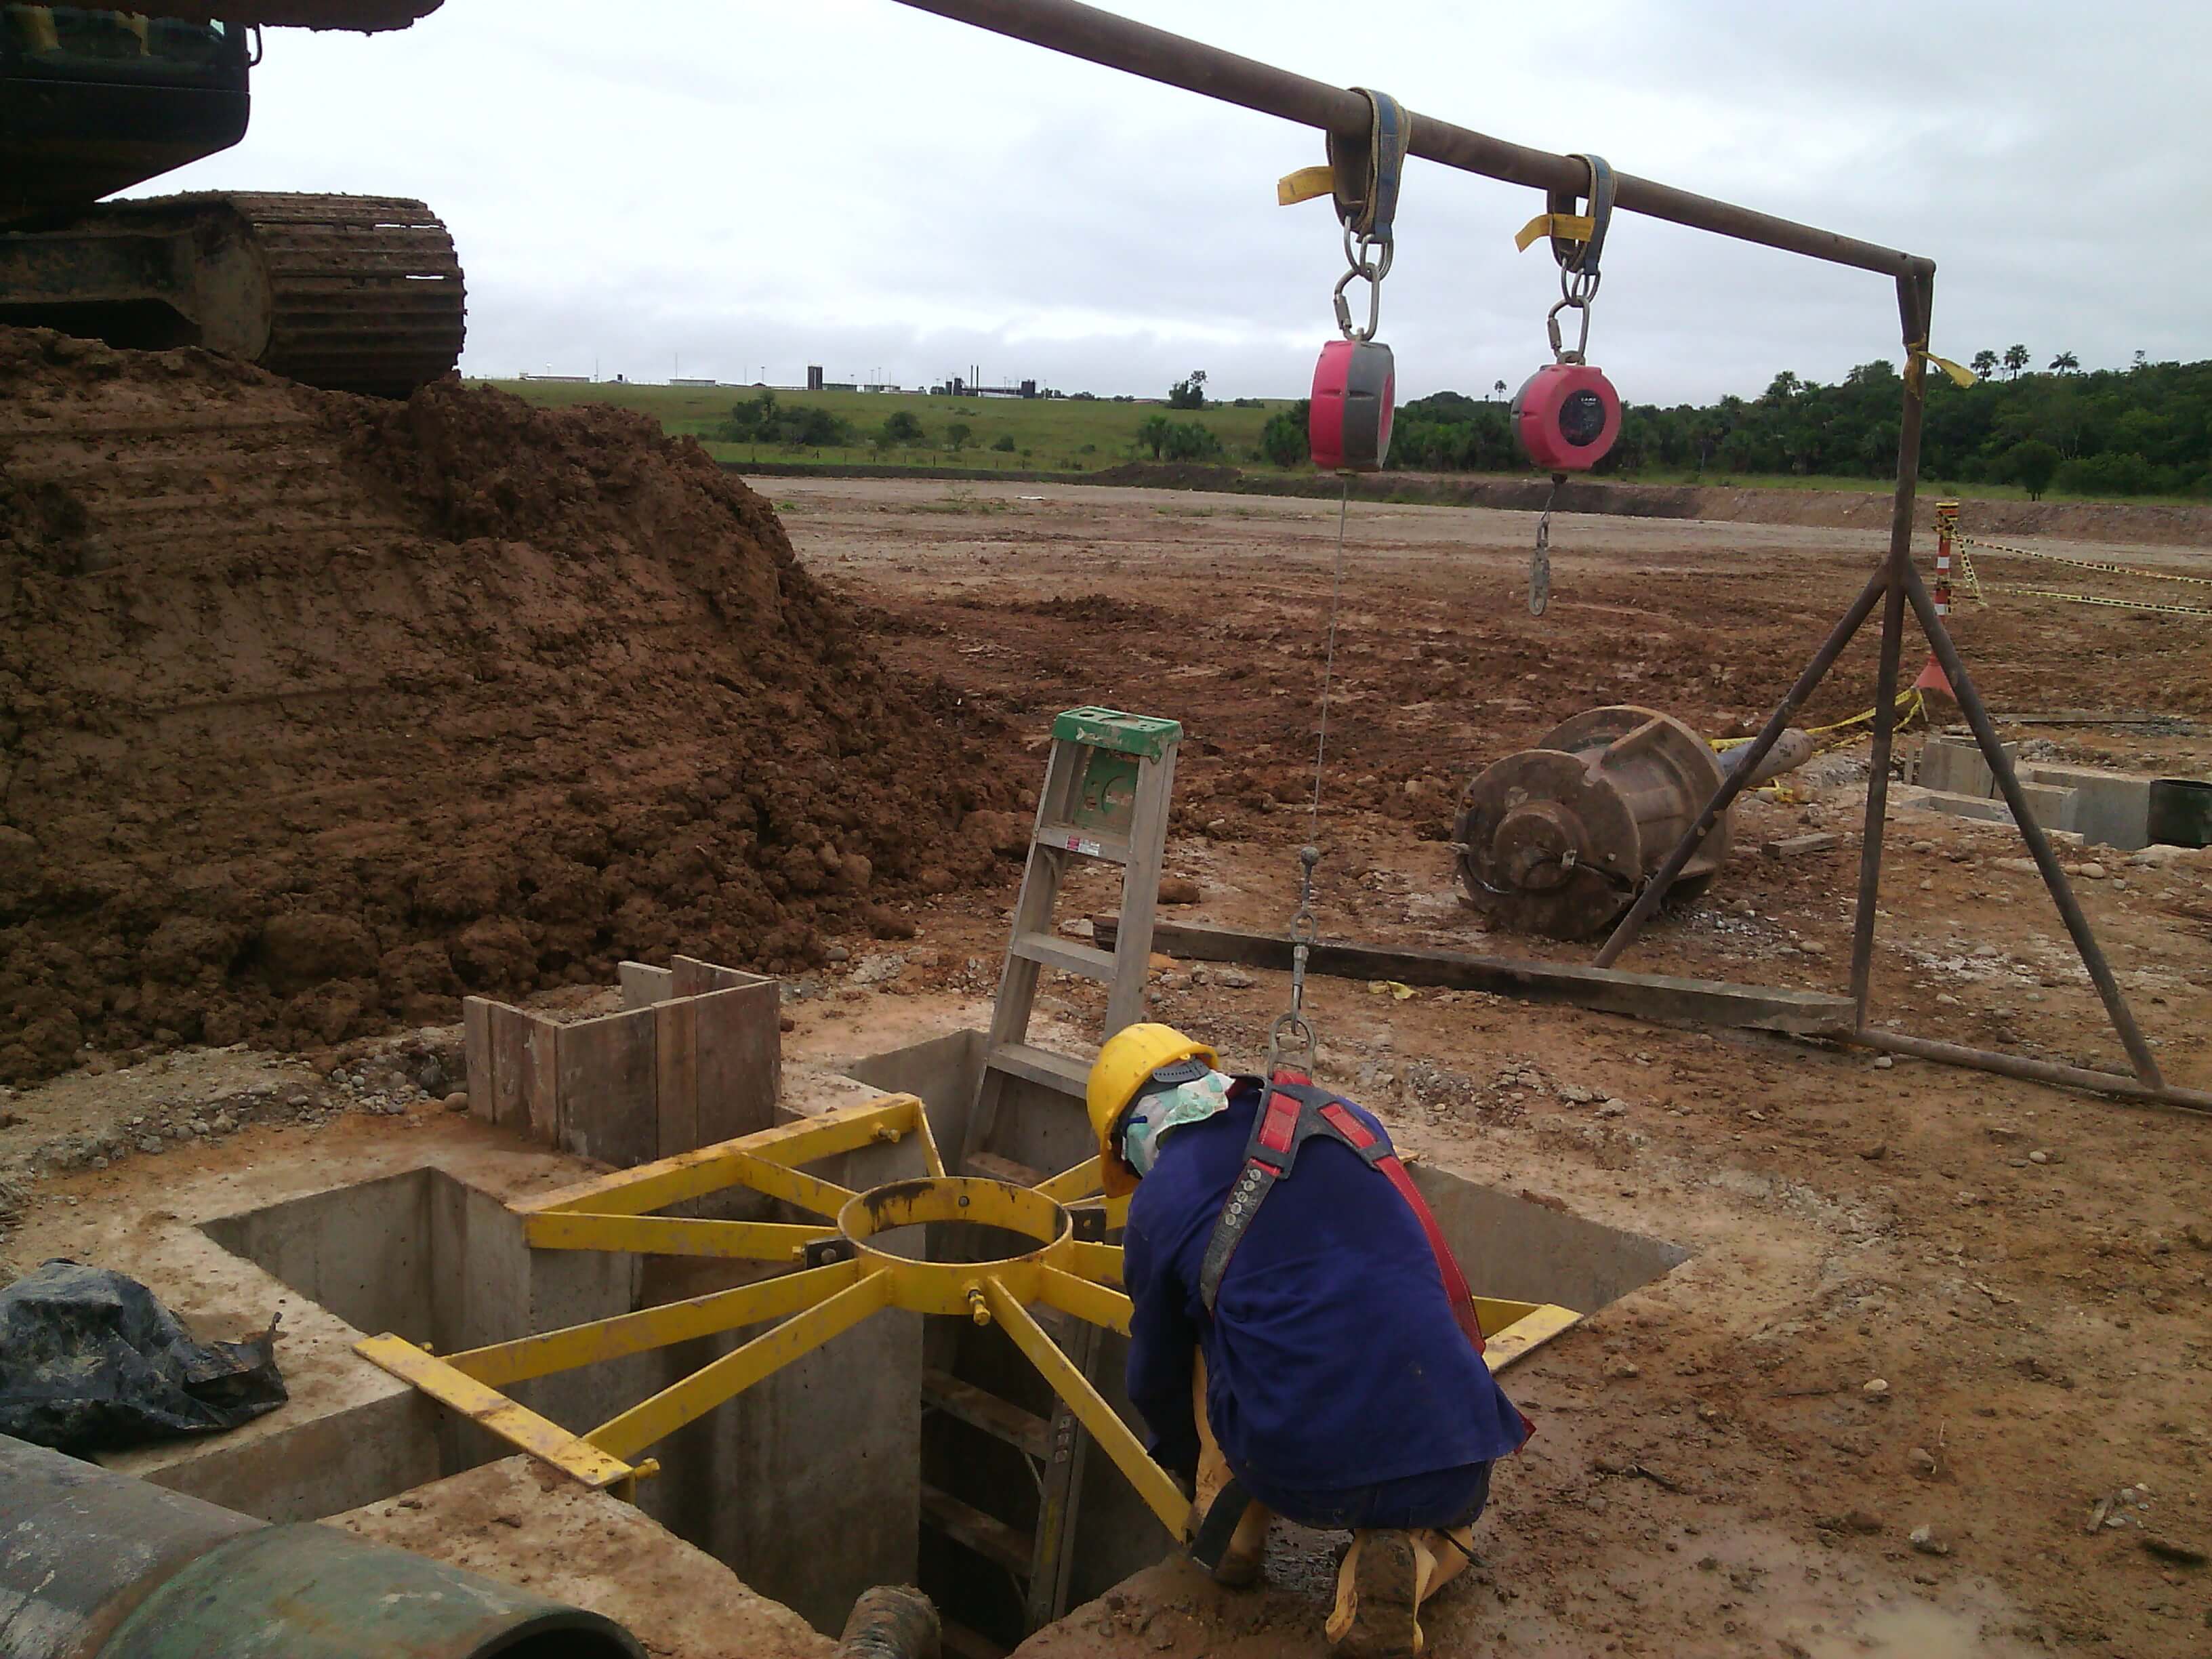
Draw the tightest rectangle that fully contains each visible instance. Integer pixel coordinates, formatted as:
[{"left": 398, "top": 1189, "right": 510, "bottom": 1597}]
[
  {"left": 1310, "top": 337, "right": 1395, "bottom": 471},
  {"left": 1511, "top": 361, "right": 1621, "bottom": 472}
]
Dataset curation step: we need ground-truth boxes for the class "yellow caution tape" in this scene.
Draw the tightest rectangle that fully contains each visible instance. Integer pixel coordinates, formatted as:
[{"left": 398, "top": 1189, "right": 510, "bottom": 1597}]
[
  {"left": 1515, "top": 211, "right": 1595, "bottom": 251},
  {"left": 1974, "top": 583, "right": 2212, "bottom": 619},
  {"left": 1955, "top": 535, "right": 2212, "bottom": 587},
  {"left": 1709, "top": 690, "right": 1927, "bottom": 761},
  {"left": 1277, "top": 165, "right": 1336, "bottom": 207}
]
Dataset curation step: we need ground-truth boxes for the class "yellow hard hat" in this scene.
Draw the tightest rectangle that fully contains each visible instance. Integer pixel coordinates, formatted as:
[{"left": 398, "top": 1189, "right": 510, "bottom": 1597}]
[{"left": 1088, "top": 1023, "right": 1220, "bottom": 1197}]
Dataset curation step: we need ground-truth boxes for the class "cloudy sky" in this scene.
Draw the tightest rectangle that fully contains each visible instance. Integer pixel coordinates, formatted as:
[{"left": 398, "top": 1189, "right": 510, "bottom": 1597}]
[{"left": 147, "top": 0, "right": 2212, "bottom": 403}]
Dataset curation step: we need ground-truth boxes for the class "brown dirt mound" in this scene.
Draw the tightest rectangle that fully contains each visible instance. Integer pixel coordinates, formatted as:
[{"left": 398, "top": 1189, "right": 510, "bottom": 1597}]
[{"left": 0, "top": 329, "right": 1018, "bottom": 1082}]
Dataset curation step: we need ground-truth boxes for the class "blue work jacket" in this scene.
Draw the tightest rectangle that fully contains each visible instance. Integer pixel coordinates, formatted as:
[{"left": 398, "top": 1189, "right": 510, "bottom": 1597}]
[{"left": 1121, "top": 1080, "right": 1529, "bottom": 1496}]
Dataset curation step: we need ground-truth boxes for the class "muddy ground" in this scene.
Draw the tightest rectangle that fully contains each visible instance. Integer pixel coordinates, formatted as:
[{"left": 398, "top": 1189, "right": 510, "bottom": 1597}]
[{"left": 4, "top": 476, "right": 2208, "bottom": 1657}]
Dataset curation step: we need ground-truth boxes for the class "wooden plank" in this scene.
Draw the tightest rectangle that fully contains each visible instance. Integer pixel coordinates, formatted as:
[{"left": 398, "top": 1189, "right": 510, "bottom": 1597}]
[
  {"left": 489, "top": 1001, "right": 533, "bottom": 1134},
  {"left": 655, "top": 994, "right": 700, "bottom": 1158},
  {"left": 463, "top": 995, "right": 495, "bottom": 1123},
  {"left": 619, "top": 961, "right": 673, "bottom": 1010},
  {"left": 695, "top": 981, "right": 781, "bottom": 1144},
  {"left": 524, "top": 1014, "right": 560, "bottom": 1145},
  {"left": 922, "top": 1367, "right": 1051, "bottom": 1458},
  {"left": 1094, "top": 916, "right": 1854, "bottom": 1037},
  {"left": 672, "top": 954, "right": 770, "bottom": 998},
  {"left": 556, "top": 1007, "right": 659, "bottom": 1168},
  {"left": 920, "top": 1483, "right": 1031, "bottom": 1576}
]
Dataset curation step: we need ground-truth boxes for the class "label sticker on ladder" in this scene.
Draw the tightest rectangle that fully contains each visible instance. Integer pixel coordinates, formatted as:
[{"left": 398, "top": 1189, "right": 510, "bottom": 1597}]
[{"left": 1051, "top": 831, "right": 1104, "bottom": 857}]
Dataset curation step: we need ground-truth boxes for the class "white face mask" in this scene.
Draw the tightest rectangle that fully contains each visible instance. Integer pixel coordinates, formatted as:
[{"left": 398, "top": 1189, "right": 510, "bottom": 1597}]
[{"left": 1122, "top": 1069, "right": 1235, "bottom": 1178}]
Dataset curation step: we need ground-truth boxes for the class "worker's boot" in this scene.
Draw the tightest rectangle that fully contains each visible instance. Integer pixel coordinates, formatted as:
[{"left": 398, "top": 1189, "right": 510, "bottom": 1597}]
[
  {"left": 1325, "top": 1528, "right": 1435, "bottom": 1658},
  {"left": 1190, "top": 1355, "right": 1269, "bottom": 1587}
]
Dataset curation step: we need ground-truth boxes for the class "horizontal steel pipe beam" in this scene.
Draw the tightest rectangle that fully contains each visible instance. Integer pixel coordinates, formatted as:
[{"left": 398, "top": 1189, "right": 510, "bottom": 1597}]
[{"left": 890, "top": 0, "right": 1932, "bottom": 277}]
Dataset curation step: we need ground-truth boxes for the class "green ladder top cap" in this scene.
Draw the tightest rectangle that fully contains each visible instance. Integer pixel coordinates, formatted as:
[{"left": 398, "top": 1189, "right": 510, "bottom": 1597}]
[{"left": 1052, "top": 706, "right": 1183, "bottom": 759}]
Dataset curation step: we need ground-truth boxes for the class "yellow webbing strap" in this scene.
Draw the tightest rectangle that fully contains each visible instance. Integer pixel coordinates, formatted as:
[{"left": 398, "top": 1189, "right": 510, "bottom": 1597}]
[
  {"left": 1515, "top": 211, "right": 1595, "bottom": 252},
  {"left": 1278, "top": 164, "right": 1336, "bottom": 207},
  {"left": 1908, "top": 342, "right": 1978, "bottom": 388}
]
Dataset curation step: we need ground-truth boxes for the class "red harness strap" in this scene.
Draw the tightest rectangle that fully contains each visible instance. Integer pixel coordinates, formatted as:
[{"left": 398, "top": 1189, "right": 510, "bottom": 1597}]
[{"left": 1197, "top": 1070, "right": 1485, "bottom": 1357}]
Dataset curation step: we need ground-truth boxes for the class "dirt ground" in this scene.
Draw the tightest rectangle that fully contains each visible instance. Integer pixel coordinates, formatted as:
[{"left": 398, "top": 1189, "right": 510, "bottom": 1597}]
[
  {"left": 766, "top": 477, "right": 2211, "bottom": 1658},
  {"left": 5, "top": 474, "right": 2209, "bottom": 1656}
]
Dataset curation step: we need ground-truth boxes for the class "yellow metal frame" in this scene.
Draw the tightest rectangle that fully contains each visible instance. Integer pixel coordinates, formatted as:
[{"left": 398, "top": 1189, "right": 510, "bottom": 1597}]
[{"left": 358, "top": 1092, "right": 1582, "bottom": 1536}]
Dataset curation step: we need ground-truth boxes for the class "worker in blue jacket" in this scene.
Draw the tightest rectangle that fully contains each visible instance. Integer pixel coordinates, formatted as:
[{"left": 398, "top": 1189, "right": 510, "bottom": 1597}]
[{"left": 1088, "top": 1023, "right": 1530, "bottom": 1659}]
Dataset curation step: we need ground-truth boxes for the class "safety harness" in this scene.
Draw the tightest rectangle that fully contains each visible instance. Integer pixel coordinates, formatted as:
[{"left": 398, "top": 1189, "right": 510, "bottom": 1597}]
[
  {"left": 1185, "top": 1071, "right": 1500, "bottom": 1574},
  {"left": 1198, "top": 1072, "right": 1485, "bottom": 1355}
]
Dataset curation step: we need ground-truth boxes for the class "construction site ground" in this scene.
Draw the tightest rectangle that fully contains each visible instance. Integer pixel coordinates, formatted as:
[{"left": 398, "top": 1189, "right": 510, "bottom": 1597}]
[{"left": 5, "top": 473, "right": 2210, "bottom": 1658}]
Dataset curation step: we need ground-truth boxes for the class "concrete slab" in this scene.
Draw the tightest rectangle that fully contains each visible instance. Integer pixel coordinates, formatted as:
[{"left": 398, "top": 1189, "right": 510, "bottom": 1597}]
[
  {"left": 1905, "top": 783, "right": 2078, "bottom": 833},
  {"left": 2022, "top": 762, "right": 2155, "bottom": 851},
  {"left": 1914, "top": 735, "right": 2015, "bottom": 799}
]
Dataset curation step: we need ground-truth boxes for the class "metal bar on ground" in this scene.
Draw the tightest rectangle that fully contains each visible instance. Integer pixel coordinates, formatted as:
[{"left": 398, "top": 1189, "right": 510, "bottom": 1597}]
[
  {"left": 445, "top": 1258, "right": 863, "bottom": 1388},
  {"left": 982, "top": 1275, "right": 1189, "bottom": 1538},
  {"left": 520, "top": 1212, "right": 834, "bottom": 1261},
  {"left": 1096, "top": 917, "right": 1853, "bottom": 1035},
  {"left": 355, "top": 1334, "right": 636, "bottom": 1488},
  {"left": 587, "top": 1268, "right": 893, "bottom": 1462},
  {"left": 888, "top": 0, "right": 1931, "bottom": 279},
  {"left": 1593, "top": 561, "right": 1891, "bottom": 967},
  {"left": 1848, "top": 1029, "right": 2210, "bottom": 1115},
  {"left": 1902, "top": 562, "right": 2165, "bottom": 1086}
]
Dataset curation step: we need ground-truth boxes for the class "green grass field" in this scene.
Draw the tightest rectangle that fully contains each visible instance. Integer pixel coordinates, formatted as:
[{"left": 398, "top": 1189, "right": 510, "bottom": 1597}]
[
  {"left": 486, "top": 379, "right": 1284, "bottom": 474},
  {"left": 486, "top": 380, "right": 2197, "bottom": 506}
]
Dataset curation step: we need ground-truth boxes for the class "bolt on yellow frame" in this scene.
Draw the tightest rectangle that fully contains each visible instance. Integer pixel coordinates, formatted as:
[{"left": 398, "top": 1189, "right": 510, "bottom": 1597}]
[{"left": 358, "top": 1092, "right": 1581, "bottom": 1534}]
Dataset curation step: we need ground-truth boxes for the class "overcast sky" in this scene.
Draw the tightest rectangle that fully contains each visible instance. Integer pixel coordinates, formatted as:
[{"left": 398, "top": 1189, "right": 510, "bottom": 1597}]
[{"left": 145, "top": 0, "right": 2212, "bottom": 403}]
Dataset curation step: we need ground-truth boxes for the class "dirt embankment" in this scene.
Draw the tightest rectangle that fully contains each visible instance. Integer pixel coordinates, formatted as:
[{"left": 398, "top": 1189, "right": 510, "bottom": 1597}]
[
  {"left": 0, "top": 329, "right": 1021, "bottom": 1083},
  {"left": 1086, "top": 462, "right": 2212, "bottom": 546}
]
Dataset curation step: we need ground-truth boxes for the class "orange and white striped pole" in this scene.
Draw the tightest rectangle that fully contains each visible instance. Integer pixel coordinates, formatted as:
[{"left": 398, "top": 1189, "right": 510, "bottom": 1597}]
[
  {"left": 1933, "top": 499, "right": 1957, "bottom": 615},
  {"left": 1914, "top": 500, "right": 1958, "bottom": 699}
]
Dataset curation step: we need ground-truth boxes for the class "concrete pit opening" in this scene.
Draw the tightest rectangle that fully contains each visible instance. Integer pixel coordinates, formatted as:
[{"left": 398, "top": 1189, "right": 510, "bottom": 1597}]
[{"left": 190, "top": 1033, "right": 1685, "bottom": 1655}]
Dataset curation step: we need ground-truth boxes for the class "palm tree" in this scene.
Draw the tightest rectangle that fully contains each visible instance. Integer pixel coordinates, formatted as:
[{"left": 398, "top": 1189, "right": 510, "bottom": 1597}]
[
  {"left": 2049, "top": 350, "right": 2081, "bottom": 375},
  {"left": 1492, "top": 378, "right": 1507, "bottom": 402},
  {"left": 2002, "top": 344, "right": 2030, "bottom": 380},
  {"left": 1970, "top": 349, "right": 1999, "bottom": 380}
]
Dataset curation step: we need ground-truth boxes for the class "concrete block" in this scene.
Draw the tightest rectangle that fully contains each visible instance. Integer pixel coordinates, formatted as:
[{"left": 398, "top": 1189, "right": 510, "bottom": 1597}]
[
  {"left": 1916, "top": 735, "right": 2014, "bottom": 798},
  {"left": 695, "top": 981, "right": 781, "bottom": 1144},
  {"left": 2023, "top": 762, "right": 2154, "bottom": 851},
  {"left": 1910, "top": 783, "right": 2078, "bottom": 833}
]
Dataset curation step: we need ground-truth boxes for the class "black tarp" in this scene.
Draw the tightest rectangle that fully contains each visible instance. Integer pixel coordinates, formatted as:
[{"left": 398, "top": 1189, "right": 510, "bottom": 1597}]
[{"left": 0, "top": 1261, "right": 285, "bottom": 1454}]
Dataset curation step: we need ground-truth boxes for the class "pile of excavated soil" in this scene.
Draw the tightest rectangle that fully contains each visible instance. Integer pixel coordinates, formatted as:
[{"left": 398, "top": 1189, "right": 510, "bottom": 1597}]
[{"left": 0, "top": 329, "right": 1019, "bottom": 1082}]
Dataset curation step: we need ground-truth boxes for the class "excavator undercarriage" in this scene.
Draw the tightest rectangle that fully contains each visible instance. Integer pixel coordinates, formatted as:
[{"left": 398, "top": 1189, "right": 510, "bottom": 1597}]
[{"left": 1, "top": 1, "right": 463, "bottom": 395}]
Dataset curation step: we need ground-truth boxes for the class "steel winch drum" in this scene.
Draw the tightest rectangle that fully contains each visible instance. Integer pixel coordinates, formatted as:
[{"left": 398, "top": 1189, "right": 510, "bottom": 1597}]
[{"left": 1452, "top": 705, "right": 1809, "bottom": 941}]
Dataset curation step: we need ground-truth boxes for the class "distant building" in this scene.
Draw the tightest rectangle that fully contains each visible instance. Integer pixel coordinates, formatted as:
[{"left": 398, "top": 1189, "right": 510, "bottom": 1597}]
[
  {"left": 806, "top": 365, "right": 825, "bottom": 391},
  {"left": 670, "top": 376, "right": 719, "bottom": 387}
]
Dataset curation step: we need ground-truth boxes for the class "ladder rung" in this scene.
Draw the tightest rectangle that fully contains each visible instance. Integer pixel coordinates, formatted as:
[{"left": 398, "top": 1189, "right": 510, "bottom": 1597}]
[
  {"left": 1033, "top": 823, "right": 1130, "bottom": 864},
  {"left": 987, "top": 1042, "right": 1090, "bottom": 1097},
  {"left": 965, "top": 1151, "right": 1048, "bottom": 1187},
  {"left": 923, "top": 1368, "right": 1052, "bottom": 1458},
  {"left": 1010, "top": 931, "right": 1116, "bottom": 983},
  {"left": 921, "top": 1483, "right": 1033, "bottom": 1576}
]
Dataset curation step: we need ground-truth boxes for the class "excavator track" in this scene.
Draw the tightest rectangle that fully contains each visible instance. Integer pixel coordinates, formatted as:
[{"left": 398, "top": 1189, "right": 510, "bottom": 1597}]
[
  {"left": 0, "top": 190, "right": 465, "bottom": 398},
  {"left": 222, "top": 192, "right": 466, "bottom": 396}
]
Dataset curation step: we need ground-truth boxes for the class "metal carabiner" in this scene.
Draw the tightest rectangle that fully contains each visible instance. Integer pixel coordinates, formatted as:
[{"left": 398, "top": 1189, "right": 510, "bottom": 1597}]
[
  {"left": 1334, "top": 264, "right": 1382, "bottom": 342},
  {"left": 1333, "top": 230, "right": 1391, "bottom": 341},
  {"left": 1545, "top": 295, "right": 1593, "bottom": 365}
]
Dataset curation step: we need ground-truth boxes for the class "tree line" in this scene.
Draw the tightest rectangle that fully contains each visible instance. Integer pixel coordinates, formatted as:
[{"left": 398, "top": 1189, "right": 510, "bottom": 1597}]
[{"left": 1248, "top": 353, "right": 2211, "bottom": 498}]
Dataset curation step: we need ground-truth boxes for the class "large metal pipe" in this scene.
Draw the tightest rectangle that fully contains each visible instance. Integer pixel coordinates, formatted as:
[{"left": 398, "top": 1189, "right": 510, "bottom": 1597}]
[
  {"left": 889, "top": 0, "right": 1933, "bottom": 279},
  {"left": 0, "top": 1435, "right": 644, "bottom": 1659}
]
